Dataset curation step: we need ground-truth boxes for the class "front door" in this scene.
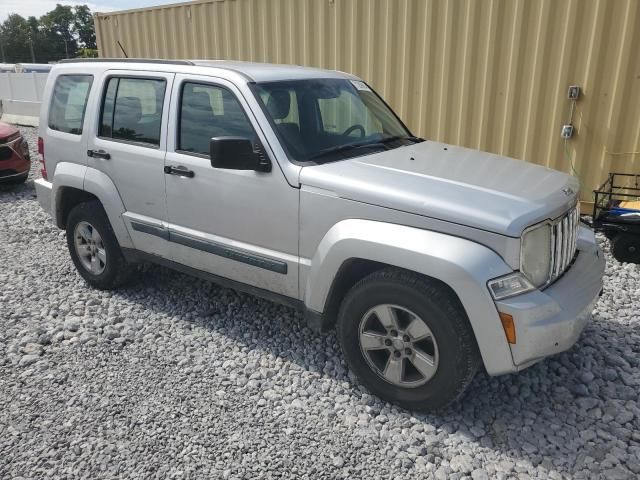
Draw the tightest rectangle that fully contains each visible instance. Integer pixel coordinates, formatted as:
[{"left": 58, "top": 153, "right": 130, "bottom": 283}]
[
  {"left": 87, "top": 70, "right": 174, "bottom": 257},
  {"left": 163, "top": 74, "right": 299, "bottom": 298}
]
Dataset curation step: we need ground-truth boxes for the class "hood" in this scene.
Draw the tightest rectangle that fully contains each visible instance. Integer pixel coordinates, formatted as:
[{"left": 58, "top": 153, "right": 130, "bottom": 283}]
[
  {"left": 0, "top": 121, "right": 19, "bottom": 141},
  {"left": 299, "top": 141, "right": 579, "bottom": 237}
]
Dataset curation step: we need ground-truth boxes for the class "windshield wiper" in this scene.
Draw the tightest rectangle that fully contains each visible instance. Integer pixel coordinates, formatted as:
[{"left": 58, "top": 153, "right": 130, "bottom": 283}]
[
  {"left": 379, "top": 135, "right": 424, "bottom": 144},
  {"left": 307, "top": 141, "right": 387, "bottom": 161},
  {"left": 307, "top": 136, "right": 424, "bottom": 162}
]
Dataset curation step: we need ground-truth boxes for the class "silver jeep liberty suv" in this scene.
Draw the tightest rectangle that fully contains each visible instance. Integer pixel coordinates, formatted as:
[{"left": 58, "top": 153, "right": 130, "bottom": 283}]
[{"left": 35, "top": 59, "right": 605, "bottom": 411}]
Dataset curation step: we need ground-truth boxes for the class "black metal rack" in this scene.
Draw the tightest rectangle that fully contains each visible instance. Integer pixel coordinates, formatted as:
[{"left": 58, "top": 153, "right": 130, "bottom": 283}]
[{"left": 589, "top": 172, "right": 640, "bottom": 263}]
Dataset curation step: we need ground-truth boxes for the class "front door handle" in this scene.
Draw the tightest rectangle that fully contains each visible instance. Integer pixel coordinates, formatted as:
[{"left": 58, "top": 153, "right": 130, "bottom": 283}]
[
  {"left": 87, "top": 149, "right": 111, "bottom": 160},
  {"left": 164, "top": 165, "right": 195, "bottom": 178}
]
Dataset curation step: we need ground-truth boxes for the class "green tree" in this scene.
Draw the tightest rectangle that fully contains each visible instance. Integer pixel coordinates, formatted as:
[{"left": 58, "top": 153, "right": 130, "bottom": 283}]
[
  {"left": 0, "top": 14, "right": 32, "bottom": 63},
  {"left": 74, "top": 5, "right": 96, "bottom": 50},
  {"left": 0, "top": 4, "right": 97, "bottom": 63},
  {"left": 40, "top": 4, "right": 78, "bottom": 59},
  {"left": 31, "top": 22, "right": 61, "bottom": 62}
]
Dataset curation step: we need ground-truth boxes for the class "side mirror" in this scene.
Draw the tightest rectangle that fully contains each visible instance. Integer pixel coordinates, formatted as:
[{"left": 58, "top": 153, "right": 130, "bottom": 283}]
[{"left": 209, "top": 137, "right": 271, "bottom": 172}]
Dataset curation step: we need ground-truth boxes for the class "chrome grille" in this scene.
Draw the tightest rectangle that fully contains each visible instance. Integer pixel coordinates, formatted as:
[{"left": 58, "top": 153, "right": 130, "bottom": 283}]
[{"left": 549, "top": 206, "right": 579, "bottom": 283}]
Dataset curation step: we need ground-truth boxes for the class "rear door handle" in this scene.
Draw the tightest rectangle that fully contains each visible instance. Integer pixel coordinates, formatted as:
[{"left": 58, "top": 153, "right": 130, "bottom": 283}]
[
  {"left": 164, "top": 165, "right": 195, "bottom": 178},
  {"left": 87, "top": 149, "right": 111, "bottom": 160}
]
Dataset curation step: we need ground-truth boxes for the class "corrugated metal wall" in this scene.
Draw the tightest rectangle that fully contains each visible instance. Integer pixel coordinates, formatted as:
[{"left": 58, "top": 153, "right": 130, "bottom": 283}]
[{"left": 95, "top": 0, "right": 640, "bottom": 201}]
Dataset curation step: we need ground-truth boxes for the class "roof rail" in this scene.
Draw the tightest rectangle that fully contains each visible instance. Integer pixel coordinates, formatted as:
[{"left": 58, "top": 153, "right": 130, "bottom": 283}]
[{"left": 57, "top": 58, "right": 195, "bottom": 65}]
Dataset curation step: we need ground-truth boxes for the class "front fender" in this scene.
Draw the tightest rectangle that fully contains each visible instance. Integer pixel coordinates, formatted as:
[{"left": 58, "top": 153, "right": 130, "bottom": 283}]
[{"left": 304, "top": 219, "right": 516, "bottom": 375}]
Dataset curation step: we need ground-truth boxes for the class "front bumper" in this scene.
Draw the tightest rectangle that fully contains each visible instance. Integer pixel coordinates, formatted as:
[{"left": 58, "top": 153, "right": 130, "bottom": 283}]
[
  {"left": 35, "top": 178, "right": 53, "bottom": 217},
  {"left": 495, "top": 226, "right": 605, "bottom": 370},
  {"left": 0, "top": 137, "right": 30, "bottom": 181}
]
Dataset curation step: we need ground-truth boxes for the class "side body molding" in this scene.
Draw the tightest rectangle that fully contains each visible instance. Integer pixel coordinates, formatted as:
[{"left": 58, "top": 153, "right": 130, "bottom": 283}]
[{"left": 303, "top": 219, "right": 515, "bottom": 375}]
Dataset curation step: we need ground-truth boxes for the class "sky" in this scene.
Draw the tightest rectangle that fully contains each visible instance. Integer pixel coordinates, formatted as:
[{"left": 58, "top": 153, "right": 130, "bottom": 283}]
[{"left": 1, "top": 0, "right": 184, "bottom": 22}]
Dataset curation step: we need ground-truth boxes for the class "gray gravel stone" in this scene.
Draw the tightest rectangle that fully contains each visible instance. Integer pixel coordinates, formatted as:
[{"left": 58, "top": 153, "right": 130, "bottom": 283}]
[
  {"left": 471, "top": 468, "right": 489, "bottom": 480},
  {"left": 576, "top": 397, "right": 599, "bottom": 410},
  {"left": 18, "top": 354, "right": 40, "bottom": 367},
  {"left": 602, "top": 466, "right": 634, "bottom": 480},
  {"left": 450, "top": 453, "right": 474, "bottom": 473},
  {"left": 22, "top": 343, "right": 43, "bottom": 355},
  {"left": 0, "top": 126, "right": 639, "bottom": 479},
  {"left": 63, "top": 317, "right": 81, "bottom": 332}
]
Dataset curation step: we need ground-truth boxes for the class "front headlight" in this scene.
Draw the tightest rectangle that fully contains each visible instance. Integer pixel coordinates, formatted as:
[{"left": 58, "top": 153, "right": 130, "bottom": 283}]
[
  {"left": 20, "top": 139, "right": 30, "bottom": 160},
  {"left": 488, "top": 272, "right": 535, "bottom": 300},
  {"left": 521, "top": 223, "right": 552, "bottom": 287}
]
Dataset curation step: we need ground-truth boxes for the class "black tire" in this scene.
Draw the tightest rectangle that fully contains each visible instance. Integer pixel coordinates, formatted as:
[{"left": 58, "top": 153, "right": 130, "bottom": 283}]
[
  {"left": 66, "top": 201, "right": 134, "bottom": 289},
  {"left": 611, "top": 233, "right": 640, "bottom": 264},
  {"left": 7, "top": 172, "right": 28, "bottom": 184},
  {"left": 337, "top": 268, "right": 480, "bottom": 412}
]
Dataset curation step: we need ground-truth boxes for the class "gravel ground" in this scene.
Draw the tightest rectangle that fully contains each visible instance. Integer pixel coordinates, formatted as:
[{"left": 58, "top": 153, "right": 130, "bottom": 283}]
[{"left": 1, "top": 126, "right": 639, "bottom": 480}]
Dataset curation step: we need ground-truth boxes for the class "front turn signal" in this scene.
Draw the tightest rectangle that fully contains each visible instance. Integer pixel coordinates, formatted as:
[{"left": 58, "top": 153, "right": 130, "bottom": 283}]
[{"left": 499, "top": 312, "right": 516, "bottom": 344}]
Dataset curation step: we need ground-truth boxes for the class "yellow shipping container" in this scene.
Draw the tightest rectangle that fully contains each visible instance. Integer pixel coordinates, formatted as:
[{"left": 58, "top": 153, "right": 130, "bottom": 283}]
[{"left": 95, "top": 0, "right": 640, "bottom": 202}]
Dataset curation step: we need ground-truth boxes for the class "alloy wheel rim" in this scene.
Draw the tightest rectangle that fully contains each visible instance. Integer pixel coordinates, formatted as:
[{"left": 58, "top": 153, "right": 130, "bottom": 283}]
[
  {"left": 74, "top": 221, "right": 106, "bottom": 275},
  {"left": 358, "top": 304, "right": 439, "bottom": 388}
]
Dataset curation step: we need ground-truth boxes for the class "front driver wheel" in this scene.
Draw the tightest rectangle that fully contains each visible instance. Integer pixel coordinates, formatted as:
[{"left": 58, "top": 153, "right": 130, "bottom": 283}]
[
  {"left": 66, "top": 201, "right": 134, "bottom": 289},
  {"left": 337, "top": 268, "right": 480, "bottom": 411}
]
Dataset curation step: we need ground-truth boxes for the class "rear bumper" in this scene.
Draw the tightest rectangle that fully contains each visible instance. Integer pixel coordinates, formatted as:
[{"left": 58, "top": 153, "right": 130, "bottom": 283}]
[
  {"left": 494, "top": 226, "right": 605, "bottom": 370},
  {"left": 35, "top": 178, "right": 53, "bottom": 216}
]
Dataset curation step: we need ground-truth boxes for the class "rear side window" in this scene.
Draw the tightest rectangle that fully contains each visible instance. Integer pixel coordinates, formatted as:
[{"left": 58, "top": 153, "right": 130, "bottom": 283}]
[
  {"left": 99, "top": 77, "right": 166, "bottom": 146},
  {"left": 48, "top": 75, "right": 93, "bottom": 134},
  {"left": 178, "top": 82, "right": 255, "bottom": 155}
]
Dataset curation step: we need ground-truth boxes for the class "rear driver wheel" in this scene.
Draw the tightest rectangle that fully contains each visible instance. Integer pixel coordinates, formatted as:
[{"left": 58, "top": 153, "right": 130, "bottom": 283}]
[
  {"left": 66, "top": 201, "right": 134, "bottom": 289},
  {"left": 337, "top": 268, "right": 480, "bottom": 411}
]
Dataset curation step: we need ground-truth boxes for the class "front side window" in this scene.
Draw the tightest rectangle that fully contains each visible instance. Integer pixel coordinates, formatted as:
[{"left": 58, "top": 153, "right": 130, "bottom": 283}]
[
  {"left": 48, "top": 75, "right": 93, "bottom": 134},
  {"left": 99, "top": 77, "right": 166, "bottom": 146},
  {"left": 178, "top": 82, "right": 256, "bottom": 155},
  {"left": 252, "top": 79, "right": 417, "bottom": 163}
]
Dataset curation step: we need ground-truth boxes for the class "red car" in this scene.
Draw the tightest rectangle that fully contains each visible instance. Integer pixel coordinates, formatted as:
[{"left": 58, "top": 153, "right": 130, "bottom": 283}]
[{"left": 0, "top": 122, "right": 31, "bottom": 183}]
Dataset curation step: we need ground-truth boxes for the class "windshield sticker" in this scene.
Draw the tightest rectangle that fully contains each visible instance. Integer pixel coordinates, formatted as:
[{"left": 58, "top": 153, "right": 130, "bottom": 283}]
[{"left": 351, "top": 80, "right": 371, "bottom": 92}]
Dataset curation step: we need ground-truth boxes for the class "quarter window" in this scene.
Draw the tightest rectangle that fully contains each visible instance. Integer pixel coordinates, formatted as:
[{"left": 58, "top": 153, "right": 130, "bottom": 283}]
[
  {"left": 99, "top": 77, "right": 166, "bottom": 146},
  {"left": 48, "top": 75, "right": 93, "bottom": 135},
  {"left": 178, "top": 82, "right": 255, "bottom": 155}
]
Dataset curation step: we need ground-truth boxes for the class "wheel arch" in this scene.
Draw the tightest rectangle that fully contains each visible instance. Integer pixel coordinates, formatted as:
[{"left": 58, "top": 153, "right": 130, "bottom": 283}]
[
  {"left": 50, "top": 161, "right": 86, "bottom": 229},
  {"left": 320, "top": 259, "right": 467, "bottom": 333},
  {"left": 303, "top": 219, "right": 516, "bottom": 375},
  {"left": 52, "top": 163, "right": 133, "bottom": 249},
  {"left": 56, "top": 186, "right": 99, "bottom": 228}
]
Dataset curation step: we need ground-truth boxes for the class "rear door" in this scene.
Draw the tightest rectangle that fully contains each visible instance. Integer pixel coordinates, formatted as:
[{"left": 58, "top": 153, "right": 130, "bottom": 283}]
[{"left": 87, "top": 70, "right": 174, "bottom": 256}]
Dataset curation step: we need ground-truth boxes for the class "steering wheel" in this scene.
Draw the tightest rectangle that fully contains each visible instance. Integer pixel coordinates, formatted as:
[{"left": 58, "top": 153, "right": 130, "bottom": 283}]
[{"left": 342, "top": 124, "right": 366, "bottom": 138}]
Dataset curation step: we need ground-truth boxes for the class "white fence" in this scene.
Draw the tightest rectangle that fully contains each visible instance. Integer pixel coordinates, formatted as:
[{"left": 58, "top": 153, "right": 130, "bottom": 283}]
[{"left": 0, "top": 72, "right": 49, "bottom": 126}]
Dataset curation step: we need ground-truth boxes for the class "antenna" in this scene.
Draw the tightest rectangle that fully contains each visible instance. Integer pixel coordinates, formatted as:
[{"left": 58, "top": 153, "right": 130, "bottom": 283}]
[{"left": 117, "top": 40, "right": 128, "bottom": 58}]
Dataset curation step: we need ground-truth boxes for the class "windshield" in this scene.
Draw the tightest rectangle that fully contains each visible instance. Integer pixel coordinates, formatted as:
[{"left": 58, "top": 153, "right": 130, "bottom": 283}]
[{"left": 252, "top": 79, "right": 419, "bottom": 163}]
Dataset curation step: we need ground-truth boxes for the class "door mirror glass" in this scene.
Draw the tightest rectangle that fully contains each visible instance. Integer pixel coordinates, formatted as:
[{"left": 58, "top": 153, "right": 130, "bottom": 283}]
[{"left": 210, "top": 136, "right": 271, "bottom": 172}]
